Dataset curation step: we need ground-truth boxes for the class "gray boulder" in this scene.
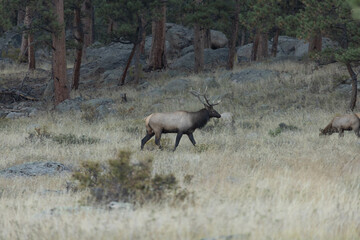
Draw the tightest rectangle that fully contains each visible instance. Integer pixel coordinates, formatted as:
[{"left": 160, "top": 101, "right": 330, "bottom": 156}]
[
  {"left": 180, "top": 45, "right": 194, "bottom": 56},
  {"left": 236, "top": 44, "right": 253, "bottom": 62},
  {"left": 294, "top": 37, "right": 339, "bottom": 57},
  {"left": 144, "top": 36, "right": 171, "bottom": 58},
  {"left": 166, "top": 23, "right": 194, "bottom": 58},
  {"left": 55, "top": 97, "right": 84, "bottom": 113},
  {"left": 231, "top": 69, "right": 279, "bottom": 83},
  {"left": 102, "top": 68, "right": 123, "bottom": 85},
  {"left": 276, "top": 36, "right": 300, "bottom": 57},
  {"left": 210, "top": 30, "right": 228, "bottom": 49},
  {"left": 0, "top": 30, "right": 22, "bottom": 59},
  {"left": 80, "top": 98, "right": 116, "bottom": 120},
  {"left": 82, "top": 98, "right": 114, "bottom": 108},
  {"left": 0, "top": 162, "right": 70, "bottom": 177},
  {"left": 170, "top": 48, "right": 229, "bottom": 71},
  {"left": 5, "top": 112, "right": 26, "bottom": 119}
]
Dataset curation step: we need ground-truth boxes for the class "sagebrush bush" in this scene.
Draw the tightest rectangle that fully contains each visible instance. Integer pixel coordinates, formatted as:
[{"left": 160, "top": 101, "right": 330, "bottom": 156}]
[{"left": 72, "top": 150, "right": 188, "bottom": 205}]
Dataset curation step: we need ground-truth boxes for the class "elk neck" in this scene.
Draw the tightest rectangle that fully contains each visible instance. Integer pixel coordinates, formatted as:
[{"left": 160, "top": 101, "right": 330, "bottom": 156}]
[{"left": 190, "top": 108, "right": 210, "bottom": 129}]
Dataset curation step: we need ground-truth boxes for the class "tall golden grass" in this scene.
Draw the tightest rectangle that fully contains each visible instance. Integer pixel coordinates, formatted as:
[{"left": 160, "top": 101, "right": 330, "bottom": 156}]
[{"left": 0, "top": 60, "right": 359, "bottom": 240}]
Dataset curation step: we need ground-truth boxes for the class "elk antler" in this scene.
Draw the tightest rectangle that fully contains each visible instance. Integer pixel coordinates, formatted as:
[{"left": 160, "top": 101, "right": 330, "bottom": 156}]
[{"left": 190, "top": 87, "right": 221, "bottom": 107}]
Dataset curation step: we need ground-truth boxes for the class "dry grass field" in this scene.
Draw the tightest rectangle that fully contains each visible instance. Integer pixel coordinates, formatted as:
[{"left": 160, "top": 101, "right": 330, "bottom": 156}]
[{"left": 0, "top": 60, "right": 360, "bottom": 240}]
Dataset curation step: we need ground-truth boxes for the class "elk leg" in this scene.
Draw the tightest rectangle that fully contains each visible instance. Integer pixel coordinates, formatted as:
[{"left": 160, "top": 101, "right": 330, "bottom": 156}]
[
  {"left": 155, "top": 132, "right": 162, "bottom": 149},
  {"left": 339, "top": 129, "right": 344, "bottom": 137},
  {"left": 187, "top": 133, "right": 196, "bottom": 146},
  {"left": 174, "top": 132, "right": 183, "bottom": 151},
  {"left": 355, "top": 128, "right": 360, "bottom": 137},
  {"left": 141, "top": 133, "right": 154, "bottom": 150}
]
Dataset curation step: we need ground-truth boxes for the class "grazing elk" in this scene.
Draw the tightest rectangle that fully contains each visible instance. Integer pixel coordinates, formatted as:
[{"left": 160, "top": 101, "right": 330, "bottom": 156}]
[
  {"left": 141, "top": 89, "right": 221, "bottom": 151},
  {"left": 319, "top": 113, "right": 360, "bottom": 137}
]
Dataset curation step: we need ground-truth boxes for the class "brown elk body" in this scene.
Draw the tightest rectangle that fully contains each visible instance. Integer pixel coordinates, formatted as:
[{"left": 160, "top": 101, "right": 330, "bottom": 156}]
[
  {"left": 319, "top": 113, "right": 360, "bottom": 137},
  {"left": 141, "top": 90, "right": 221, "bottom": 151}
]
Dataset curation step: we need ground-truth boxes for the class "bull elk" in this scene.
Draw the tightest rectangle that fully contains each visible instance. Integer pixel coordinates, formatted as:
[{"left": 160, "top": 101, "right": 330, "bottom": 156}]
[
  {"left": 319, "top": 113, "right": 360, "bottom": 137},
  {"left": 141, "top": 89, "right": 221, "bottom": 151}
]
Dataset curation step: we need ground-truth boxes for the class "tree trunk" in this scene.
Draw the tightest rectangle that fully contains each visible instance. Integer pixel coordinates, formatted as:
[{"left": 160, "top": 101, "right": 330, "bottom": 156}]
[
  {"left": 28, "top": 29, "right": 35, "bottom": 70},
  {"left": 119, "top": 43, "right": 137, "bottom": 86},
  {"left": 107, "top": 18, "right": 117, "bottom": 34},
  {"left": 149, "top": 3, "right": 167, "bottom": 70},
  {"left": 82, "top": 0, "right": 93, "bottom": 47},
  {"left": 347, "top": 63, "right": 357, "bottom": 111},
  {"left": 251, "top": 31, "right": 260, "bottom": 61},
  {"left": 204, "top": 28, "right": 211, "bottom": 49},
  {"left": 271, "top": 28, "right": 279, "bottom": 57},
  {"left": 134, "top": 45, "right": 141, "bottom": 85},
  {"left": 257, "top": 32, "right": 268, "bottom": 60},
  {"left": 52, "top": 0, "right": 69, "bottom": 105},
  {"left": 17, "top": 6, "right": 26, "bottom": 62},
  {"left": 18, "top": 6, "right": 29, "bottom": 63},
  {"left": 24, "top": 6, "right": 35, "bottom": 70},
  {"left": 17, "top": 7, "right": 25, "bottom": 26},
  {"left": 194, "top": 24, "right": 204, "bottom": 73},
  {"left": 72, "top": 7, "right": 84, "bottom": 90},
  {"left": 139, "top": 16, "right": 146, "bottom": 55},
  {"left": 227, "top": 1, "right": 239, "bottom": 70},
  {"left": 308, "top": 32, "right": 322, "bottom": 53}
]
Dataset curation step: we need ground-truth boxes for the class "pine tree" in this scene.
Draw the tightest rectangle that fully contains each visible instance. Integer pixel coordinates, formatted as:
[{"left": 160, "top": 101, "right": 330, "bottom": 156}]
[
  {"left": 52, "top": 0, "right": 69, "bottom": 104},
  {"left": 298, "top": 0, "right": 360, "bottom": 110},
  {"left": 148, "top": 0, "right": 167, "bottom": 71},
  {"left": 97, "top": 0, "right": 161, "bottom": 85}
]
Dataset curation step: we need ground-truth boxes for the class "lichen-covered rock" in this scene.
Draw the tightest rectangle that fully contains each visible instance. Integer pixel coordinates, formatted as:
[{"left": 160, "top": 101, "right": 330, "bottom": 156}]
[{"left": 0, "top": 162, "right": 70, "bottom": 177}]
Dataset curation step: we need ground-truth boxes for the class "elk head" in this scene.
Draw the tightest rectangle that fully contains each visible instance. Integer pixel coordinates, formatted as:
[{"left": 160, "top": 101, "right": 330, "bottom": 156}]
[{"left": 190, "top": 87, "right": 221, "bottom": 118}]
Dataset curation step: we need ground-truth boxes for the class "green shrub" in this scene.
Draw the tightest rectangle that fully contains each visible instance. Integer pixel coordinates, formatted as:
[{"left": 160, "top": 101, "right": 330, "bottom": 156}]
[{"left": 72, "top": 150, "right": 187, "bottom": 205}]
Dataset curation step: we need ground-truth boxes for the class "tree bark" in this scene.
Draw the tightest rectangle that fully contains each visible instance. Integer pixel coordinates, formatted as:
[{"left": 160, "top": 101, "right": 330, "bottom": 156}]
[
  {"left": 251, "top": 31, "right": 260, "bottom": 61},
  {"left": 82, "top": 0, "right": 93, "bottom": 48},
  {"left": 23, "top": 6, "right": 35, "bottom": 70},
  {"left": 107, "top": 18, "right": 117, "bottom": 34},
  {"left": 28, "top": 29, "right": 35, "bottom": 70},
  {"left": 119, "top": 43, "right": 137, "bottom": 86},
  {"left": 134, "top": 45, "right": 141, "bottom": 85},
  {"left": 72, "top": 7, "right": 84, "bottom": 90},
  {"left": 149, "top": 2, "right": 167, "bottom": 70},
  {"left": 226, "top": 1, "right": 239, "bottom": 70},
  {"left": 52, "top": 0, "right": 69, "bottom": 105},
  {"left": 308, "top": 32, "right": 322, "bottom": 53},
  {"left": 271, "top": 28, "right": 279, "bottom": 57},
  {"left": 139, "top": 16, "right": 146, "bottom": 55},
  {"left": 18, "top": 6, "right": 30, "bottom": 63},
  {"left": 347, "top": 63, "right": 357, "bottom": 111},
  {"left": 257, "top": 32, "right": 268, "bottom": 60},
  {"left": 17, "top": 6, "right": 26, "bottom": 61},
  {"left": 194, "top": 24, "right": 204, "bottom": 73},
  {"left": 17, "top": 7, "right": 25, "bottom": 26},
  {"left": 18, "top": 13, "right": 28, "bottom": 63}
]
